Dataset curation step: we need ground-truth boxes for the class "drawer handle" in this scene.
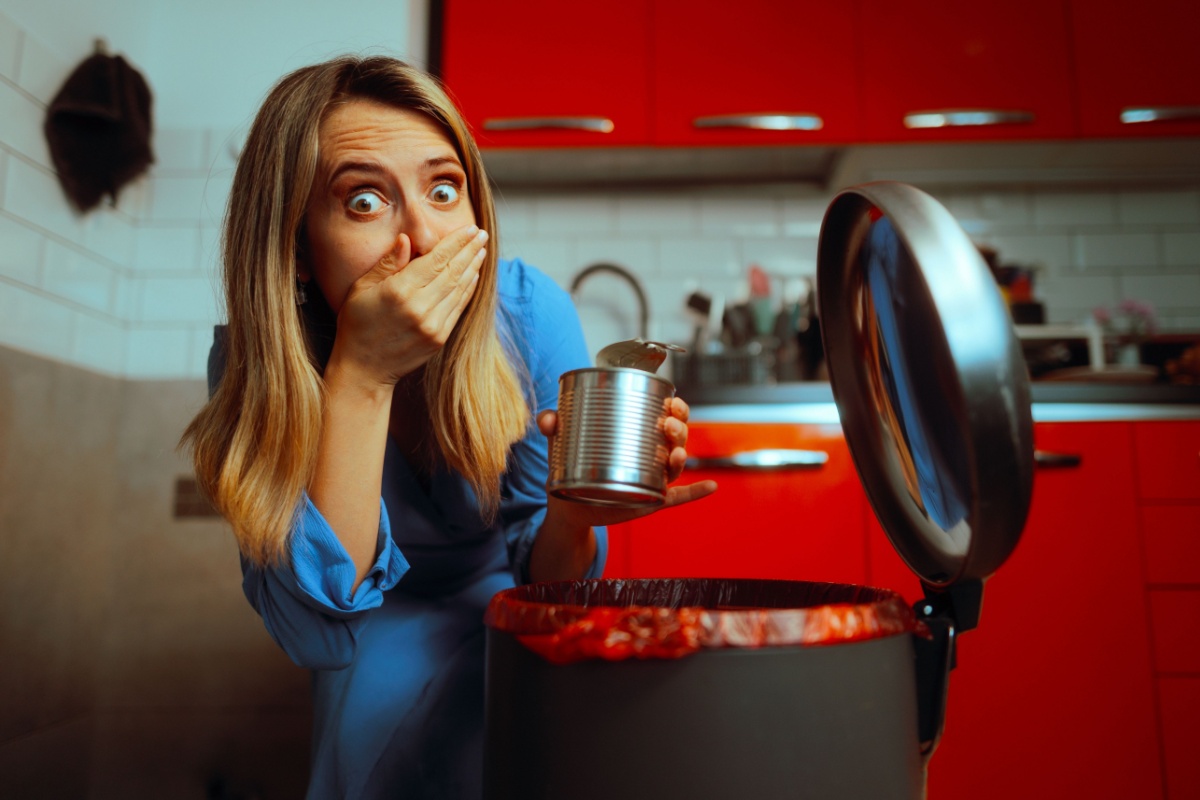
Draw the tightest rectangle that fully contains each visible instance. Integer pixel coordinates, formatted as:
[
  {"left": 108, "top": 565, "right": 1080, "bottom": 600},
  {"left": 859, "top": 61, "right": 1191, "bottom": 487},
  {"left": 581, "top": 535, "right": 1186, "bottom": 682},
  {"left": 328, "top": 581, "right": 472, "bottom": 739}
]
[
  {"left": 1120, "top": 106, "right": 1200, "bottom": 125},
  {"left": 482, "top": 116, "right": 615, "bottom": 133},
  {"left": 693, "top": 113, "right": 824, "bottom": 131},
  {"left": 686, "top": 449, "right": 829, "bottom": 471},
  {"left": 1034, "top": 450, "right": 1082, "bottom": 469},
  {"left": 904, "top": 109, "right": 1035, "bottom": 129}
]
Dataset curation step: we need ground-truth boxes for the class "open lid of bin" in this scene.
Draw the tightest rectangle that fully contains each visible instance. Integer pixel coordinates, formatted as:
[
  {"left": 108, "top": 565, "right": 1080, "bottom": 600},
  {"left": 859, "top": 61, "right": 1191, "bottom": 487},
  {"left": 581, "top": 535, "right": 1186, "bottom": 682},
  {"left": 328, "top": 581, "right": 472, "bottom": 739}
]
[{"left": 817, "top": 182, "right": 1034, "bottom": 594}]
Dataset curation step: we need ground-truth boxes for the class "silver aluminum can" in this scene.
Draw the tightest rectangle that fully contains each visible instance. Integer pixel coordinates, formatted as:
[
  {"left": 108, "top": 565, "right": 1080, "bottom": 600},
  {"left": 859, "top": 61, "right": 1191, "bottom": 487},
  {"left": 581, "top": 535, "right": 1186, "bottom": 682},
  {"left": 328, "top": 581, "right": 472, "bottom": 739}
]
[{"left": 548, "top": 366, "right": 675, "bottom": 507}]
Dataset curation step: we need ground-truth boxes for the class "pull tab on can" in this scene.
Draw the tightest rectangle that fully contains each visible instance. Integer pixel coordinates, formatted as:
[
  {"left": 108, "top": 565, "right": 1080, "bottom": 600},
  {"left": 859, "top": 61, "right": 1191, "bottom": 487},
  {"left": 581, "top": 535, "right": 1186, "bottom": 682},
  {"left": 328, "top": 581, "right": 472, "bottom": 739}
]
[{"left": 548, "top": 340, "right": 687, "bottom": 508}]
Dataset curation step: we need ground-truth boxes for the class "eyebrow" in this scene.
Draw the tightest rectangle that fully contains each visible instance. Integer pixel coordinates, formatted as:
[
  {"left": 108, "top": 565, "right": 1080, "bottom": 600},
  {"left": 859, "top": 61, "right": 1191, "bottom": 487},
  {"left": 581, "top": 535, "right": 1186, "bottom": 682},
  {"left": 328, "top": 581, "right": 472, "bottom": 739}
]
[{"left": 326, "top": 156, "right": 465, "bottom": 186}]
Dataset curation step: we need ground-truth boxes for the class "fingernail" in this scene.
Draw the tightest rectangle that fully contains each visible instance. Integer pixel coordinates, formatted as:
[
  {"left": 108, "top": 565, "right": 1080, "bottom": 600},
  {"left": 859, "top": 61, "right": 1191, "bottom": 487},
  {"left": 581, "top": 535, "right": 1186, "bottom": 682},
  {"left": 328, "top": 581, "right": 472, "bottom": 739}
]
[
  {"left": 475, "top": 229, "right": 489, "bottom": 243},
  {"left": 467, "top": 224, "right": 479, "bottom": 236}
]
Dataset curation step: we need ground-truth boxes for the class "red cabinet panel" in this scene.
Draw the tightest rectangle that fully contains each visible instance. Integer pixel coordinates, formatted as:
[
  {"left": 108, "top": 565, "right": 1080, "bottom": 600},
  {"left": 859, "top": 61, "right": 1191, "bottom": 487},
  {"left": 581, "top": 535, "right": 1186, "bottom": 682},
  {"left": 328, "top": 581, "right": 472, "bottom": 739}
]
[
  {"left": 874, "top": 422, "right": 1161, "bottom": 799},
  {"left": 1140, "top": 505, "right": 1200, "bottom": 585},
  {"left": 440, "top": 0, "right": 651, "bottom": 148},
  {"left": 651, "top": 0, "right": 861, "bottom": 145},
  {"left": 1070, "top": 0, "right": 1200, "bottom": 138},
  {"left": 614, "top": 422, "right": 868, "bottom": 584},
  {"left": 857, "top": 0, "right": 1077, "bottom": 142},
  {"left": 1150, "top": 590, "right": 1200, "bottom": 673},
  {"left": 1159, "top": 678, "right": 1200, "bottom": 798},
  {"left": 1134, "top": 421, "right": 1200, "bottom": 501}
]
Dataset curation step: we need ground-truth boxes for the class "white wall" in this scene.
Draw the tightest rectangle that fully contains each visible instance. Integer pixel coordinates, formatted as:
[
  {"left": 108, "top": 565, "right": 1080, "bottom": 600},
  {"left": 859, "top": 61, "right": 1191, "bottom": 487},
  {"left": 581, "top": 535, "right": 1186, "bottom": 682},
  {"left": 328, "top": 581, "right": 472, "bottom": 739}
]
[
  {"left": 1, "top": 3, "right": 1199, "bottom": 378},
  {"left": 0, "top": 2, "right": 422, "bottom": 377}
]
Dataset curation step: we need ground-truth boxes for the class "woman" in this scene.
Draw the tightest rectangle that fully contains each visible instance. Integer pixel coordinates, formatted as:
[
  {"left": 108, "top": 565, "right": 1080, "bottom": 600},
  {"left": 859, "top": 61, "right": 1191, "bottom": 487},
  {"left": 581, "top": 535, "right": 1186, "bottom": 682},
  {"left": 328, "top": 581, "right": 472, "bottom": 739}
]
[{"left": 181, "top": 55, "right": 715, "bottom": 798}]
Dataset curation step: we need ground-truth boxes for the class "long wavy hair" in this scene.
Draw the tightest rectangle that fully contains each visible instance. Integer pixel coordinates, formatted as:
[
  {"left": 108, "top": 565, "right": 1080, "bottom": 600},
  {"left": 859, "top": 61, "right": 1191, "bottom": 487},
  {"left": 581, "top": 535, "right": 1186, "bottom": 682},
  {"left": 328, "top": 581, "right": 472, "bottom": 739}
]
[{"left": 181, "top": 56, "right": 529, "bottom": 567}]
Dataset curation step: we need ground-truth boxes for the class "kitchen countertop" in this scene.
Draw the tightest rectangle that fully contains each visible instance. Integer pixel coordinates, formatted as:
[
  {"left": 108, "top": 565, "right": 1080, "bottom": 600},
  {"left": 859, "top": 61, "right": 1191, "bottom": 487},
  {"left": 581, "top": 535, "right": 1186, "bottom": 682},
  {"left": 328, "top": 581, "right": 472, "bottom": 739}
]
[{"left": 678, "top": 381, "right": 1200, "bottom": 423}]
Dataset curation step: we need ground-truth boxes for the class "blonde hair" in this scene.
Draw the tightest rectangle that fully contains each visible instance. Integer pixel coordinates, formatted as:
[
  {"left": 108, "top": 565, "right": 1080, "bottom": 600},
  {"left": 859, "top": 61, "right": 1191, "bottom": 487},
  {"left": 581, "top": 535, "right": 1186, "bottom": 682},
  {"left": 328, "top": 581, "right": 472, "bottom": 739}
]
[{"left": 182, "top": 56, "right": 529, "bottom": 567}]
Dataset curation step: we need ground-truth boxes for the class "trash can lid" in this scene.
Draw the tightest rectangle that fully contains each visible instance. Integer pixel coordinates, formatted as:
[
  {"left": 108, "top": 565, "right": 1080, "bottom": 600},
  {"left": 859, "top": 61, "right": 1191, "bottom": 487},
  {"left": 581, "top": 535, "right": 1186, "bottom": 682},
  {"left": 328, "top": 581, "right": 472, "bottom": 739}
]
[
  {"left": 485, "top": 578, "right": 923, "bottom": 665},
  {"left": 817, "top": 182, "right": 1034, "bottom": 591}
]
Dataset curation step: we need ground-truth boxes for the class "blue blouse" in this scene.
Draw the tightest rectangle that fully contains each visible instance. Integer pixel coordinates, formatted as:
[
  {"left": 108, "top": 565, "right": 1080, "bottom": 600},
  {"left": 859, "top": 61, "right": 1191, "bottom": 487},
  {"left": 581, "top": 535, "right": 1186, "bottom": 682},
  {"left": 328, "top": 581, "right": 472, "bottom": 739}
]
[{"left": 213, "top": 259, "right": 606, "bottom": 799}]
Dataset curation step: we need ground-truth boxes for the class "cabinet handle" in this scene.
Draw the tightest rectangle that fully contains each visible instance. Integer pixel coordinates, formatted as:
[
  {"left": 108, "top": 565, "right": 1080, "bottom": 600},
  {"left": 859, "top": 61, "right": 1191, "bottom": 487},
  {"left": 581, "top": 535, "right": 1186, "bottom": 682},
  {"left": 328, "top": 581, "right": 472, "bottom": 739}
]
[
  {"left": 482, "top": 116, "right": 615, "bottom": 133},
  {"left": 904, "top": 109, "right": 1035, "bottom": 129},
  {"left": 686, "top": 449, "right": 829, "bottom": 471},
  {"left": 1034, "top": 450, "right": 1082, "bottom": 469},
  {"left": 1120, "top": 106, "right": 1200, "bottom": 125},
  {"left": 692, "top": 113, "right": 824, "bottom": 131}
]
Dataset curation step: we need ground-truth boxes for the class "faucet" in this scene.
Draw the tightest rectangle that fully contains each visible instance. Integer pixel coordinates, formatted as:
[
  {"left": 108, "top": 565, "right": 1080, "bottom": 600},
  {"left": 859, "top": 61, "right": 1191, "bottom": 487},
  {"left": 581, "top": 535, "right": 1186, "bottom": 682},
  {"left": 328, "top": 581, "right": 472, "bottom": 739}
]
[{"left": 569, "top": 262, "right": 649, "bottom": 340}]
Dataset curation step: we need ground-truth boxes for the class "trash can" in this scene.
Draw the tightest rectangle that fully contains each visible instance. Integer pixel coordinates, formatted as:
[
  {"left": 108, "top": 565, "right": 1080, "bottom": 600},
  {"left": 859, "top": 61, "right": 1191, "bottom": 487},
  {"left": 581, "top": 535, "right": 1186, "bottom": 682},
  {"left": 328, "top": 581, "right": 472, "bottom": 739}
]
[{"left": 483, "top": 182, "right": 1035, "bottom": 800}]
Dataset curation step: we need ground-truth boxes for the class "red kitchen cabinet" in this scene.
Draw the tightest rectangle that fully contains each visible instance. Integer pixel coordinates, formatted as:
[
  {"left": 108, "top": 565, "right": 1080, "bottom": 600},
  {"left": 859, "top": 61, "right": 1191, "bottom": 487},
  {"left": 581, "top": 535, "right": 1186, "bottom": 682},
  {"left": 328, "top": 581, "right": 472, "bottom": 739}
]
[
  {"left": 605, "top": 422, "right": 869, "bottom": 584},
  {"left": 1070, "top": 0, "right": 1200, "bottom": 138},
  {"left": 651, "top": 0, "right": 862, "bottom": 145},
  {"left": 439, "top": 0, "right": 652, "bottom": 148},
  {"left": 870, "top": 422, "right": 1162, "bottom": 799},
  {"left": 855, "top": 1, "right": 1077, "bottom": 142}
]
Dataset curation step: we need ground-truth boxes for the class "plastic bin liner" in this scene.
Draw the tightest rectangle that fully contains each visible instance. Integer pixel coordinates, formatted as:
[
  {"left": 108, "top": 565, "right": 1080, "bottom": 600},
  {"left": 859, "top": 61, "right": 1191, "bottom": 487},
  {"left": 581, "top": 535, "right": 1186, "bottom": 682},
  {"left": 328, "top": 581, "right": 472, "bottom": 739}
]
[{"left": 485, "top": 578, "right": 925, "bottom": 665}]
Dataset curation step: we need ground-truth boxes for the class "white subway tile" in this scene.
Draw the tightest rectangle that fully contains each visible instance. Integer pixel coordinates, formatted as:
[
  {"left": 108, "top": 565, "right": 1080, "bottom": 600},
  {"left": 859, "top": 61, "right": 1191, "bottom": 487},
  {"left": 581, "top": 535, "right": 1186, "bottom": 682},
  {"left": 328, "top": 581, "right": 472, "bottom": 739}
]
[
  {"left": 1163, "top": 232, "right": 1200, "bottom": 268},
  {"left": 494, "top": 195, "right": 534, "bottom": 238},
  {"left": 1118, "top": 274, "right": 1200, "bottom": 310},
  {"left": 201, "top": 172, "right": 233, "bottom": 227},
  {"left": 1033, "top": 191, "right": 1117, "bottom": 228},
  {"left": 503, "top": 238, "right": 575, "bottom": 285},
  {"left": 780, "top": 194, "right": 833, "bottom": 234},
  {"left": 0, "top": 213, "right": 44, "bottom": 285},
  {"left": 985, "top": 233, "right": 1072, "bottom": 272},
  {"left": 738, "top": 236, "right": 818, "bottom": 277},
  {"left": 189, "top": 325, "right": 219, "bottom": 379},
  {"left": 112, "top": 275, "right": 137, "bottom": 320},
  {"left": 135, "top": 274, "right": 221, "bottom": 324},
  {"left": 1117, "top": 190, "right": 1200, "bottom": 226},
  {"left": 147, "top": 175, "right": 211, "bottom": 222},
  {"left": 0, "top": 11, "right": 20, "bottom": 82},
  {"left": 205, "top": 126, "right": 246, "bottom": 173},
  {"left": 124, "top": 326, "right": 192, "bottom": 378},
  {"left": 0, "top": 79, "right": 51, "bottom": 168},
  {"left": 0, "top": 283, "right": 75, "bottom": 360},
  {"left": 198, "top": 226, "right": 222, "bottom": 274},
  {"left": 614, "top": 194, "right": 698, "bottom": 234},
  {"left": 658, "top": 237, "right": 740, "bottom": 281},
  {"left": 1035, "top": 274, "right": 1119, "bottom": 313},
  {"left": 976, "top": 192, "right": 1035, "bottom": 226},
  {"left": 532, "top": 195, "right": 616, "bottom": 235},
  {"left": 573, "top": 236, "right": 657, "bottom": 278},
  {"left": 132, "top": 226, "right": 201, "bottom": 272},
  {"left": 1075, "top": 232, "right": 1158, "bottom": 270},
  {"left": 41, "top": 241, "right": 116, "bottom": 312},
  {"left": 114, "top": 174, "right": 151, "bottom": 219},
  {"left": 698, "top": 195, "right": 780, "bottom": 236},
  {"left": 15, "top": 31, "right": 67, "bottom": 106},
  {"left": 70, "top": 313, "right": 125, "bottom": 375},
  {"left": 152, "top": 129, "right": 208, "bottom": 172},
  {"left": 82, "top": 210, "right": 135, "bottom": 266},
  {"left": 4, "top": 156, "right": 85, "bottom": 240}
]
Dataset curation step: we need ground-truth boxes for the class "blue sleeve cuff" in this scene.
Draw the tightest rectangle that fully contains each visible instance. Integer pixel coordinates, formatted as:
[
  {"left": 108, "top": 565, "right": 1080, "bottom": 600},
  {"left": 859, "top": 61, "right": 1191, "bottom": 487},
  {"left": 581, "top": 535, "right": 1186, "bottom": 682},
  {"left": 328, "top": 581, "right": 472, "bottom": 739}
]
[{"left": 280, "top": 495, "right": 409, "bottom": 617}]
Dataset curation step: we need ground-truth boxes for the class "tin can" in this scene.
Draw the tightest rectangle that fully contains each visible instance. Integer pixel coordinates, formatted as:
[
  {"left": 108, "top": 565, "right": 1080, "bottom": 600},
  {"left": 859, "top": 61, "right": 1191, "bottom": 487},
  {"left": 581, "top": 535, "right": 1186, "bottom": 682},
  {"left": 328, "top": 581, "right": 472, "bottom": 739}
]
[{"left": 548, "top": 340, "right": 683, "bottom": 508}]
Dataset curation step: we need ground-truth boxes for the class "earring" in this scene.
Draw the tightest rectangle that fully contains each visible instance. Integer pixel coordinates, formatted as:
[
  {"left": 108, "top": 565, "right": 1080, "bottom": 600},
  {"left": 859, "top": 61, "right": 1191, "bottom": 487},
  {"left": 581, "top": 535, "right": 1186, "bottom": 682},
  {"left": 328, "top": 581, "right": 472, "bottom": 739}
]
[{"left": 295, "top": 279, "right": 308, "bottom": 306}]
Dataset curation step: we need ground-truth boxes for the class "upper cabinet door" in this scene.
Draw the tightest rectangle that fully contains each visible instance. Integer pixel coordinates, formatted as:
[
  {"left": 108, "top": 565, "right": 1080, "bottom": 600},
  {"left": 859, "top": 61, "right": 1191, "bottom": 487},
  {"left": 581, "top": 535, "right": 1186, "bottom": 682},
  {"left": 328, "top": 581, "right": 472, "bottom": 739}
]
[
  {"left": 858, "top": 0, "right": 1076, "bottom": 142},
  {"left": 651, "top": 0, "right": 862, "bottom": 145},
  {"left": 440, "top": 0, "right": 651, "bottom": 148},
  {"left": 1071, "top": 0, "right": 1200, "bottom": 138}
]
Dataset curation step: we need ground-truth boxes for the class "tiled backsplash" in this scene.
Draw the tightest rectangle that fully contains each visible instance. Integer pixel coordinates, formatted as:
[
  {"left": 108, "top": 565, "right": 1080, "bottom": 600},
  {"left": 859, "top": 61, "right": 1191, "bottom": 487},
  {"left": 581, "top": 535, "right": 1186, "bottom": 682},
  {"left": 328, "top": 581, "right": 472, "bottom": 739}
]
[{"left": 2, "top": 9, "right": 1199, "bottom": 378}]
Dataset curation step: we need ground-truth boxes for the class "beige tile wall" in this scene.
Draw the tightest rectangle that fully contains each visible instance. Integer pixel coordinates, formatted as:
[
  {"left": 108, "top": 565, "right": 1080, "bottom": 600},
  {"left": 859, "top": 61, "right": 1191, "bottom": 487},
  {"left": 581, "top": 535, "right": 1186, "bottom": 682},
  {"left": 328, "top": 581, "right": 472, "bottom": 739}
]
[{"left": 0, "top": 344, "right": 310, "bottom": 798}]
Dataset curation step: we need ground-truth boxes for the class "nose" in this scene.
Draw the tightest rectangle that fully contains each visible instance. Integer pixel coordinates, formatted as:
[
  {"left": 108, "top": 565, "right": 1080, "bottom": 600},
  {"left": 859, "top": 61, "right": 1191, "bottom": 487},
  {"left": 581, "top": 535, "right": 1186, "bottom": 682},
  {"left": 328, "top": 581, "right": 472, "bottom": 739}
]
[{"left": 402, "top": 206, "right": 439, "bottom": 258}]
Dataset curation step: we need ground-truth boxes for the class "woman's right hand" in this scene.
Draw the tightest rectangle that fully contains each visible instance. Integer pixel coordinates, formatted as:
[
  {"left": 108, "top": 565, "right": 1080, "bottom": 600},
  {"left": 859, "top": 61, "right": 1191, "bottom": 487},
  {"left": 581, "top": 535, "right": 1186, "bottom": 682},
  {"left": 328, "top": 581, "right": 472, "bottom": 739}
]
[{"left": 327, "top": 224, "right": 489, "bottom": 389}]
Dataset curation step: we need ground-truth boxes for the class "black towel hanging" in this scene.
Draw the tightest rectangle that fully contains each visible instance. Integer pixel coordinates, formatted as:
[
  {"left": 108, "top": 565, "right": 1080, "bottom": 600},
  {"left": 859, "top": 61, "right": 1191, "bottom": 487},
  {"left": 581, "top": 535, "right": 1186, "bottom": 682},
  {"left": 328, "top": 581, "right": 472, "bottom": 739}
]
[{"left": 43, "top": 44, "right": 154, "bottom": 212}]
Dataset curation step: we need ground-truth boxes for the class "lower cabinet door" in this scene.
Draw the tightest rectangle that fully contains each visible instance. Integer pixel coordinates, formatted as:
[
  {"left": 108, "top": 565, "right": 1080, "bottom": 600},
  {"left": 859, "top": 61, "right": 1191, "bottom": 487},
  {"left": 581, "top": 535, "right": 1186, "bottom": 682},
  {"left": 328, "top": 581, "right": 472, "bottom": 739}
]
[{"left": 871, "top": 421, "right": 1162, "bottom": 799}]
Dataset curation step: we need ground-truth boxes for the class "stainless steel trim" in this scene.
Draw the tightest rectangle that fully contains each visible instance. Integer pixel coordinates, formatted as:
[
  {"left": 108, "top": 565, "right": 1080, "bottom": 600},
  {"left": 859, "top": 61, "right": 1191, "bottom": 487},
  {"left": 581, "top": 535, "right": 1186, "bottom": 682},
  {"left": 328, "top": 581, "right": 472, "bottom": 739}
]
[
  {"left": 693, "top": 113, "right": 824, "bottom": 131},
  {"left": 686, "top": 448, "right": 829, "bottom": 470},
  {"left": 482, "top": 116, "right": 615, "bottom": 133},
  {"left": 1033, "top": 450, "right": 1083, "bottom": 469},
  {"left": 1120, "top": 106, "right": 1200, "bottom": 125},
  {"left": 904, "top": 109, "right": 1035, "bottom": 129}
]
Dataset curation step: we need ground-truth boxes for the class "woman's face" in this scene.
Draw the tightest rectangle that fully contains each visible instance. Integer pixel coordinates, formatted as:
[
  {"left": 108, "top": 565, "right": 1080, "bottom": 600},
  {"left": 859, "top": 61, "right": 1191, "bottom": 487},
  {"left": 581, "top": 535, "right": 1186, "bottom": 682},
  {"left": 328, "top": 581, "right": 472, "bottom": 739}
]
[{"left": 300, "top": 98, "right": 477, "bottom": 312}]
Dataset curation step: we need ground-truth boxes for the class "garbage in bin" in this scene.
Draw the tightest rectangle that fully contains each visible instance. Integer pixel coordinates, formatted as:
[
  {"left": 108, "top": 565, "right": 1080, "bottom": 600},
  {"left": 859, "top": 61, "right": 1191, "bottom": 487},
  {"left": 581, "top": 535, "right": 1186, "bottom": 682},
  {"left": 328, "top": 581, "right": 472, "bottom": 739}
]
[{"left": 483, "top": 182, "right": 1034, "bottom": 800}]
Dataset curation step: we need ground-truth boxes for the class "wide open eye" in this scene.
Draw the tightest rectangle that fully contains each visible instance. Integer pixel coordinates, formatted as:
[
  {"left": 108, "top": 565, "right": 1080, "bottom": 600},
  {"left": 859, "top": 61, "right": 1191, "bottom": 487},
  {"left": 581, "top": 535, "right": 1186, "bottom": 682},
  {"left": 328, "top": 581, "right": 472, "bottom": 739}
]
[
  {"left": 347, "top": 191, "right": 386, "bottom": 214},
  {"left": 430, "top": 183, "right": 460, "bottom": 204}
]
